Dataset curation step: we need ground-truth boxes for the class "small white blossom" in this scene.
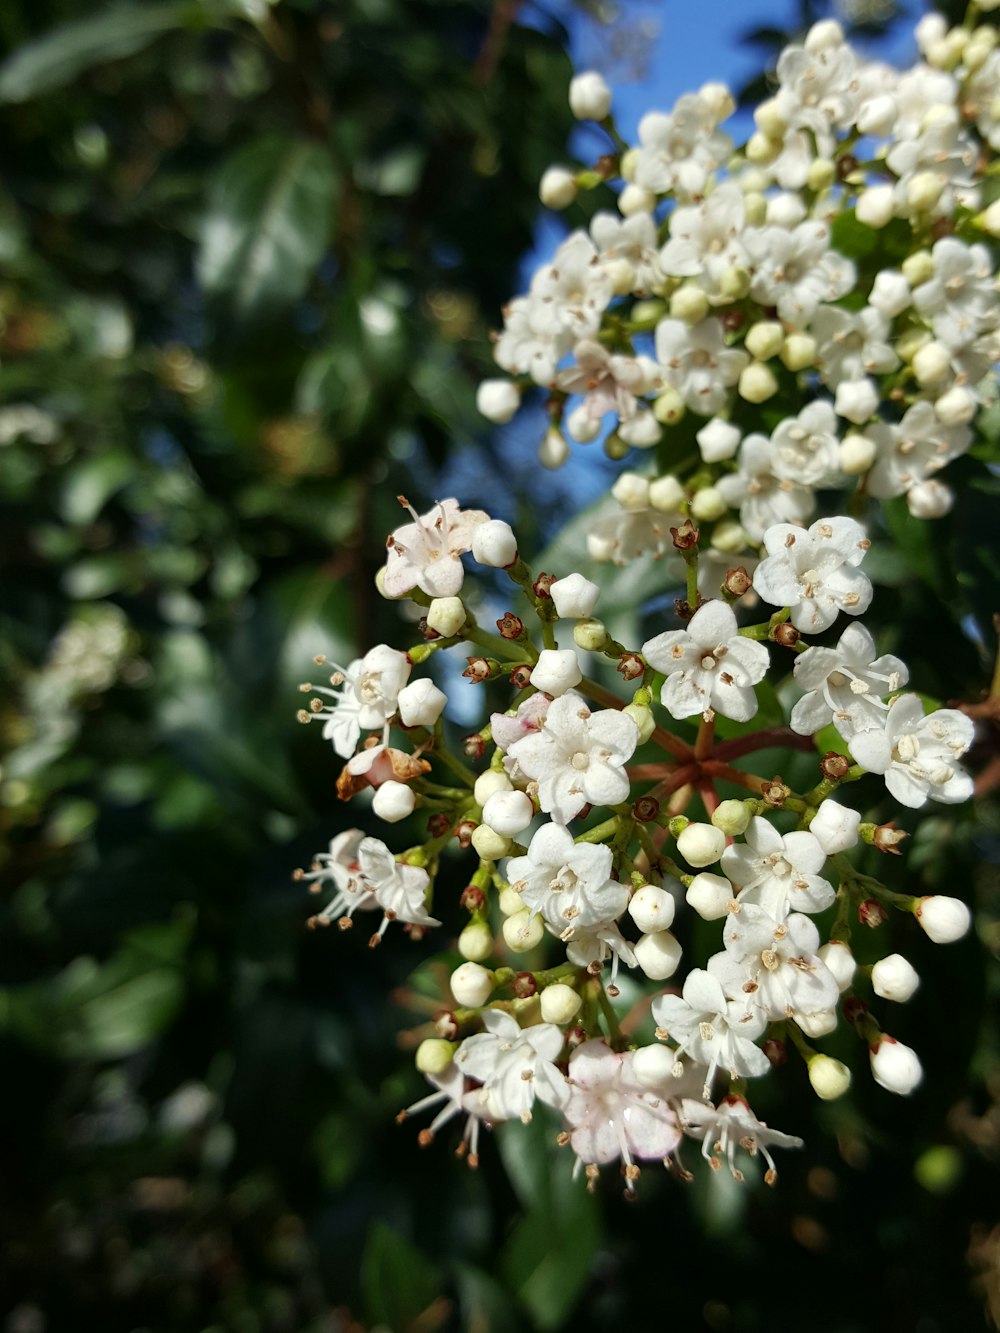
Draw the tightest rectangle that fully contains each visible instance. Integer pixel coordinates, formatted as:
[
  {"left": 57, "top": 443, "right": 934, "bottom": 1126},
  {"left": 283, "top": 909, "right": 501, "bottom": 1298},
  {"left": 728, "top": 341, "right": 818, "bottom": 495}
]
[
  {"left": 656, "top": 316, "right": 749, "bottom": 416},
  {"left": 717, "top": 907, "right": 840, "bottom": 1025},
  {"left": 313, "top": 644, "right": 411, "bottom": 759},
  {"left": 652, "top": 968, "right": 771, "bottom": 1096},
  {"left": 848, "top": 694, "right": 974, "bottom": 807},
  {"left": 680, "top": 1095, "right": 803, "bottom": 1182},
  {"left": 506, "top": 823, "right": 628, "bottom": 937},
  {"left": 455, "top": 1009, "right": 569, "bottom": 1123},
  {"left": 753, "top": 517, "right": 873, "bottom": 632},
  {"left": 790, "top": 622, "right": 908, "bottom": 737},
  {"left": 721, "top": 817, "right": 835, "bottom": 918},
  {"left": 642, "top": 600, "right": 769, "bottom": 723}
]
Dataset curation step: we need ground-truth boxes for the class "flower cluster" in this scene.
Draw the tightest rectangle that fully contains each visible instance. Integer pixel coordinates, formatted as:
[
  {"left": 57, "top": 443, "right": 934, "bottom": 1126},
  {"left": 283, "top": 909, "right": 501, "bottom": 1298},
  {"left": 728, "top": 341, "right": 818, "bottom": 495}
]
[
  {"left": 479, "top": 11, "right": 1000, "bottom": 566},
  {"left": 295, "top": 11, "right": 988, "bottom": 1198}
]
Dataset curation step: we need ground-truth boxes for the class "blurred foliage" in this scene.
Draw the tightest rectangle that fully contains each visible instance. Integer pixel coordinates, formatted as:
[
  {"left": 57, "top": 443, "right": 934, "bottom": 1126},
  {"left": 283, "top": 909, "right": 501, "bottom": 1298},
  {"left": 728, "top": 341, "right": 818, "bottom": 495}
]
[{"left": 0, "top": 2, "right": 997, "bottom": 1332}]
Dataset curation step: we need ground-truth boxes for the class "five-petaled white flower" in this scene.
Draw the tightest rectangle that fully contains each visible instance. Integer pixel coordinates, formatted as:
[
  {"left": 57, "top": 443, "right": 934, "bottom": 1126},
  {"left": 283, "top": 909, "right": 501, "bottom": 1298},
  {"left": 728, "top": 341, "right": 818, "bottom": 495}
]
[
  {"left": 718, "top": 906, "right": 840, "bottom": 1024},
  {"left": 790, "top": 622, "right": 908, "bottom": 738},
  {"left": 652, "top": 968, "right": 771, "bottom": 1098},
  {"left": 357, "top": 836, "right": 440, "bottom": 938},
  {"left": 455, "top": 1009, "right": 569, "bottom": 1123},
  {"left": 506, "top": 823, "right": 628, "bottom": 938},
  {"left": 384, "top": 497, "right": 489, "bottom": 599},
  {"left": 642, "top": 600, "right": 769, "bottom": 722},
  {"left": 506, "top": 693, "right": 638, "bottom": 824},
  {"left": 848, "top": 694, "right": 974, "bottom": 807},
  {"left": 680, "top": 1095, "right": 803, "bottom": 1183},
  {"left": 314, "top": 644, "right": 411, "bottom": 759},
  {"left": 753, "top": 517, "right": 873, "bottom": 632},
  {"left": 721, "top": 817, "right": 835, "bottom": 919}
]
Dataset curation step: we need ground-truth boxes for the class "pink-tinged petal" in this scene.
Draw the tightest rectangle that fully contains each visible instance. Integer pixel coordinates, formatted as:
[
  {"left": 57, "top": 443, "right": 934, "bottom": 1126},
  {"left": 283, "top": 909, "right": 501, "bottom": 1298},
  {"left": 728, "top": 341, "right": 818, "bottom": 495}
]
[
  {"left": 567, "top": 1038, "right": 622, "bottom": 1089},
  {"left": 686, "top": 599, "right": 739, "bottom": 647},
  {"left": 382, "top": 552, "right": 418, "bottom": 596},
  {"left": 623, "top": 1100, "right": 681, "bottom": 1160}
]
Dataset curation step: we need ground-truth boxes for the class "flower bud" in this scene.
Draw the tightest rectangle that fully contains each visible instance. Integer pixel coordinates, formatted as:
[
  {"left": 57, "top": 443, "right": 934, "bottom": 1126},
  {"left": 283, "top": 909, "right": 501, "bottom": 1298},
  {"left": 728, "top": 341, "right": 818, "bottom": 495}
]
[
  {"left": 450, "top": 961, "right": 494, "bottom": 1008},
  {"left": 869, "top": 269, "right": 911, "bottom": 318},
  {"left": 795, "top": 1008, "right": 838, "bottom": 1038},
  {"left": 476, "top": 379, "right": 521, "bottom": 423},
  {"left": 902, "top": 249, "right": 935, "bottom": 287},
  {"left": 471, "top": 823, "right": 512, "bottom": 860},
  {"left": 569, "top": 70, "right": 612, "bottom": 120},
  {"left": 915, "top": 895, "right": 971, "bottom": 943},
  {"left": 669, "top": 285, "right": 710, "bottom": 324},
  {"left": 739, "top": 360, "right": 778, "bottom": 403},
  {"left": 907, "top": 171, "right": 944, "bottom": 214},
  {"left": 497, "top": 885, "right": 523, "bottom": 916},
  {"left": 834, "top": 378, "right": 878, "bottom": 424},
  {"left": 619, "top": 183, "right": 656, "bottom": 216},
  {"left": 634, "top": 929, "right": 683, "bottom": 980},
  {"left": 503, "top": 909, "right": 545, "bottom": 952},
  {"left": 676, "top": 821, "right": 726, "bottom": 868},
  {"left": 805, "top": 17, "right": 843, "bottom": 51},
  {"left": 550, "top": 572, "right": 599, "bottom": 619},
  {"left": 906, "top": 479, "right": 953, "bottom": 519},
  {"left": 539, "top": 166, "right": 577, "bottom": 210},
  {"left": 690, "top": 486, "right": 727, "bottom": 522},
  {"left": 473, "top": 771, "right": 512, "bottom": 807},
  {"left": 540, "top": 982, "right": 582, "bottom": 1024},
  {"left": 710, "top": 520, "right": 748, "bottom": 554},
  {"left": 754, "top": 97, "right": 787, "bottom": 139},
  {"left": 870, "top": 1034, "right": 923, "bottom": 1095},
  {"left": 744, "top": 320, "right": 784, "bottom": 361},
  {"left": 397, "top": 678, "right": 448, "bottom": 728},
  {"left": 458, "top": 920, "right": 494, "bottom": 962},
  {"left": 817, "top": 940, "right": 856, "bottom": 992},
  {"left": 652, "top": 385, "right": 686, "bottom": 426},
  {"left": 718, "top": 265, "right": 751, "bottom": 301},
  {"left": 482, "top": 789, "right": 533, "bottom": 837},
  {"left": 622, "top": 701, "right": 655, "bottom": 742},
  {"left": 612, "top": 471, "right": 650, "bottom": 511},
  {"left": 856, "top": 184, "right": 895, "bottom": 229},
  {"left": 981, "top": 199, "right": 1000, "bottom": 237},
  {"left": 710, "top": 799, "right": 750, "bottom": 837},
  {"left": 565, "top": 403, "right": 602, "bottom": 443},
  {"left": 631, "top": 1042, "right": 681, "bottom": 1090},
  {"left": 839, "top": 433, "right": 877, "bottom": 474},
  {"left": 573, "top": 618, "right": 609, "bottom": 652},
  {"left": 685, "top": 872, "right": 733, "bottom": 920},
  {"left": 696, "top": 418, "right": 741, "bottom": 463},
  {"left": 934, "top": 384, "right": 976, "bottom": 426},
  {"left": 415, "top": 1038, "right": 457, "bottom": 1075},
  {"left": 912, "top": 340, "right": 951, "bottom": 387},
  {"left": 809, "top": 799, "right": 861, "bottom": 854},
  {"left": 779, "top": 333, "right": 817, "bottom": 372},
  {"left": 472, "top": 519, "right": 518, "bottom": 568},
  {"left": 699, "top": 80, "right": 735, "bottom": 121},
  {"left": 628, "top": 884, "right": 676, "bottom": 934},
  {"left": 539, "top": 427, "right": 570, "bottom": 469},
  {"left": 647, "top": 473, "right": 685, "bottom": 512},
  {"left": 425, "top": 597, "right": 466, "bottom": 638},
  {"left": 530, "top": 648, "right": 582, "bottom": 697},
  {"left": 808, "top": 1054, "right": 852, "bottom": 1101},
  {"left": 807, "top": 157, "right": 836, "bottom": 192},
  {"left": 372, "top": 780, "right": 416, "bottom": 823},
  {"left": 871, "top": 953, "right": 920, "bottom": 1002}
]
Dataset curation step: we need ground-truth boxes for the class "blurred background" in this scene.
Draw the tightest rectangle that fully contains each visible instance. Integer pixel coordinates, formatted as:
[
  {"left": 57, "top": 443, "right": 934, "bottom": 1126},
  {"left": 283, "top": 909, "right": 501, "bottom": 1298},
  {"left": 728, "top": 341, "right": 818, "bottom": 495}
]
[{"left": 0, "top": 1, "right": 998, "bottom": 1329}]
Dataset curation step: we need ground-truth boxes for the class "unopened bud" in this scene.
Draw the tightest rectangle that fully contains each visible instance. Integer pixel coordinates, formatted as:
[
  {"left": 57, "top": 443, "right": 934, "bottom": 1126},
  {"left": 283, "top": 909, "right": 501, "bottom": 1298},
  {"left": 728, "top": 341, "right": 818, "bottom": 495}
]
[
  {"left": 649, "top": 474, "right": 686, "bottom": 512},
  {"left": 458, "top": 920, "right": 493, "bottom": 962},
  {"left": 477, "top": 379, "right": 521, "bottom": 423},
  {"left": 530, "top": 648, "right": 582, "bottom": 697},
  {"left": 652, "top": 386, "right": 686, "bottom": 426},
  {"left": 539, "top": 165, "right": 578, "bottom": 210},
  {"left": 623, "top": 702, "right": 655, "bottom": 743},
  {"left": 686, "top": 872, "right": 734, "bottom": 921},
  {"left": 809, "top": 798, "right": 860, "bottom": 853},
  {"left": 415, "top": 1038, "right": 457, "bottom": 1075},
  {"left": 550, "top": 572, "right": 599, "bottom": 619},
  {"left": 628, "top": 884, "right": 676, "bottom": 933},
  {"left": 472, "top": 519, "right": 518, "bottom": 568},
  {"left": 569, "top": 70, "right": 612, "bottom": 121},
  {"left": 817, "top": 940, "right": 856, "bottom": 992},
  {"left": 676, "top": 821, "right": 726, "bottom": 867},
  {"left": 915, "top": 895, "right": 971, "bottom": 943},
  {"left": 711, "top": 799, "right": 750, "bottom": 837},
  {"left": 871, "top": 953, "right": 920, "bottom": 1002},
  {"left": 690, "top": 486, "right": 727, "bottom": 522},
  {"left": 739, "top": 360, "right": 779, "bottom": 402},
  {"left": 540, "top": 983, "right": 582, "bottom": 1024},
  {"left": 539, "top": 426, "right": 570, "bottom": 469},
  {"left": 809, "top": 1054, "right": 852, "bottom": 1101},
  {"left": 503, "top": 909, "right": 545, "bottom": 952},
  {"left": 574, "top": 618, "right": 609, "bottom": 651},
  {"left": 870, "top": 1034, "right": 923, "bottom": 1095},
  {"left": 451, "top": 962, "right": 494, "bottom": 1008},
  {"left": 372, "top": 780, "right": 417, "bottom": 823},
  {"left": 482, "top": 789, "right": 534, "bottom": 837},
  {"left": 634, "top": 929, "right": 683, "bottom": 980},
  {"left": 779, "top": 333, "right": 817, "bottom": 372},
  {"left": 745, "top": 320, "right": 784, "bottom": 361},
  {"left": 670, "top": 285, "right": 710, "bottom": 324},
  {"left": 471, "top": 824, "right": 512, "bottom": 860},
  {"left": 426, "top": 596, "right": 467, "bottom": 638},
  {"left": 795, "top": 1009, "right": 838, "bottom": 1038}
]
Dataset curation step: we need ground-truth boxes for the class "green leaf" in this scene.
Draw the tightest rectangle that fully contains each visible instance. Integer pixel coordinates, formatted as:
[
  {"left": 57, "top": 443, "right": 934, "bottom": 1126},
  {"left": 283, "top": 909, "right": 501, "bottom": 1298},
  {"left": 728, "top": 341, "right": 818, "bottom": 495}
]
[
  {"left": 360, "top": 1221, "right": 444, "bottom": 1333},
  {"left": 0, "top": 2, "right": 241, "bottom": 104},
  {"left": 198, "top": 134, "right": 338, "bottom": 320}
]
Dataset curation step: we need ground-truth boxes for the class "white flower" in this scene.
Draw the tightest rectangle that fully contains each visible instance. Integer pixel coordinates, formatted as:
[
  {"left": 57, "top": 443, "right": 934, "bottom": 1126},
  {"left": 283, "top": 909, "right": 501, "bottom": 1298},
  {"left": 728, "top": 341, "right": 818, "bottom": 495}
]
[
  {"left": 847, "top": 694, "right": 974, "bottom": 807},
  {"left": 768, "top": 400, "right": 843, "bottom": 487},
  {"left": 656, "top": 316, "right": 749, "bottom": 416},
  {"left": 562, "top": 1039, "right": 682, "bottom": 1182},
  {"left": 642, "top": 599, "right": 769, "bottom": 723},
  {"left": 550, "top": 572, "right": 600, "bottom": 620},
  {"left": 634, "top": 92, "right": 733, "bottom": 201},
  {"left": 300, "top": 829, "right": 378, "bottom": 925},
  {"left": 744, "top": 222, "right": 855, "bottom": 326},
  {"left": 721, "top": 817, "right": 835, "bottom": 918},
  {"left": 680, "top": 1095, "right": 803, "bottom": 1183},
  {"left": 527, "top": 231, "right": 615, "bottom": 347},
  {"left": 652, "top": 969, "right": 770, "bottom": 1096},
  {"left": 790, "top": 622, "right": 908, "bottom": 737},
  {"left": 357, "top": 836, "right": 440, "bottom": 936},
  {"left": 530, "top": 648, "right": 583, "bottom": 698},
  {"left": 590, "top": 211, "right": 664, "bottom": 295},
  {"left": 864, "top": 403, "right": 971, "bottom": 499},
  {"left": 811, "top": 303, "right": 899, "bottom": 389},
  {"left": 314, "top": 644, "right": 411, "bottom": 758},
  {"left": 384, "top": 498, "right": 489, "bottom": 598},
  {"left": 715, "top": 433, "right": 815, "bottom": 540},
  {"left": 753, "top": 517, "right": 873, "bottom": 632},
  {"left": 398, "top": 1062, "right": 493, "bottom": 1163},
  {"left": 490, "top": 693, "right": 551, "bottom": 753},
  {"left": 912, "top": 238, "right": 999, "bottom": 349},
  {"left": 455, "top": 1009, "right": 568, "bottom": 1123},
  {"left": 506, "top": 693, "right": 638, "bottom": 824},
  {"left": 659, "top": 184, "right": 749, "bottom": 304},
  {"left": 506, "top": 823, "right": 628, "bottom": 937},
  {"left": 718, "top": 906, "right": 840, "bottom": 1024},
  {"left": 556, "top": 339, "right": 661, "bottom": 438}
]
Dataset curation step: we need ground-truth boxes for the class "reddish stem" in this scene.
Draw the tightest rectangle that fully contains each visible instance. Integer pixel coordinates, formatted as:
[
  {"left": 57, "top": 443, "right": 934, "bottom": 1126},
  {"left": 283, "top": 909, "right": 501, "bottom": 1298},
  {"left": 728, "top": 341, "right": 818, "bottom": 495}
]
[
  {"left": 711, "top": 727, "right": 816, "bottom": 762},
  {"left": 701, "top": 759, "right": 769, "bottom": 795}
]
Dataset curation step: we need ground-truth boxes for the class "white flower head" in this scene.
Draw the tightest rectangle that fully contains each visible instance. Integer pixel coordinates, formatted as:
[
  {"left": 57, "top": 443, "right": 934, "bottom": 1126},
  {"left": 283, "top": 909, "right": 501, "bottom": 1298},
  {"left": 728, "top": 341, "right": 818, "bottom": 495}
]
[
  {"left": 312, "top": 644, "right": 411, "bottom": 759},
  {"left": 680, "top": 1094, "right": 803, "bottom": 1183},
  {"left": 721, "top": 817, "right": 835, "bottom": 918},
  {"left": 300, "top": 829, "right": 378, "bottom": 926},
  {"left": 652, "top": 968, "right": 771, "bottom": 1098},
  {"left": 383, "top": 497, "right": 489, "bottom": 598},
  {"left": 753, "top": 517, "right": 873, "bottom": 632},
  {"left": 717, "top": 906, "right": 840, "bottom": 1024},
  {"left": 790, "top": 622, "right": 908, "bottom": 738},
  {"left": 848, "top": 694, "right": 974, "bottom": 807},
  {"left": 506, "top": 823, "right": 628, "bottom": 938},
  {"left": 455, "top": 1009, "right": 569, "bottom": 1123},
  {"left": 357, "top": 836, "right": 440, "bottom": 938},
  {"left": 506, "top": 693, "right": 638, "bottom": 824},
  {"left": 562, "top": 1039, "right": 682, "bottom": 1186},
  {"left": 642, "top": 600, "right": 769, "bottom": 722}
]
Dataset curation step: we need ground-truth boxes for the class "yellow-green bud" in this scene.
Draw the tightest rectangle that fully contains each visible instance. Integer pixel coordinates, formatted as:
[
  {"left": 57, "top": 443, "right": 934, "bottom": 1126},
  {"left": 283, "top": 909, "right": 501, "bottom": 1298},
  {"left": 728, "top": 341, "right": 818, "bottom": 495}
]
[
  {"left": 471, "top": 824, "right": 512, "bottom": 860},
  {"left": 622, "top": 702, "right": 655, "bottom": 743},
  {"left": 458, "top": 920, "right": 494, "bottom": 962},
  {"left": 690, "top": 486, "right": 727, "bottom": 522},
  {"left": 669, "top": 285, "right": 710, "bottom": 324},
  {"left": 416, "top": 1038, "right": 458, "bottom": 1075},
  {"left": 574, "top": 617, "right": 610, "bottom": 651},
  {"left": 711, "top": 798, "right": 751, "bottom": 836},
  {"left": 739, "top": 360, "right": 779, "bottom": 403},
  {"left": 745, "top": 321, "right": 785, "bottom": 361},
  {"left": 902, "top": 249, "right": 935, "bottom": 287},
  {"left": 780, "top": 333, "right": 817, "bottom": 372},
  {"left": 807, "top": 157, "right": 836, "bottom": 192},
  {"left": 710, "top": 519, "right": 748, "bottom": 554},
  {"left": 502, "top": 909, "right": 545, "bottom": 952},
  {"left": 653, "top": 386, "right": 686, "bottom": 425},
  {"left": 808, "top": 1054, "right": 852, "bottom": 1101}
]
